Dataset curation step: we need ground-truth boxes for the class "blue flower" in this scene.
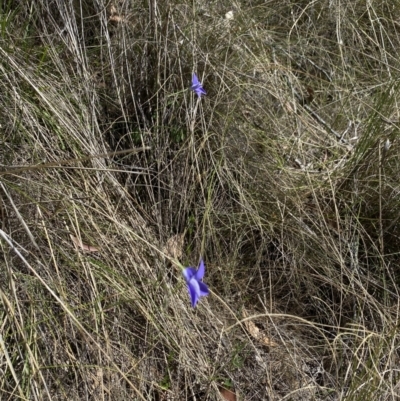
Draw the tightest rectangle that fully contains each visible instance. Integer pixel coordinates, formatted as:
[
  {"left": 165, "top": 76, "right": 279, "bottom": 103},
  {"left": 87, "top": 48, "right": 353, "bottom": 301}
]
[
  {"left": 191, "top": 73, "right": 206, "bottom": 97},
  {"left": 183, "top": 259, "right": 209, "bottom": 307}
]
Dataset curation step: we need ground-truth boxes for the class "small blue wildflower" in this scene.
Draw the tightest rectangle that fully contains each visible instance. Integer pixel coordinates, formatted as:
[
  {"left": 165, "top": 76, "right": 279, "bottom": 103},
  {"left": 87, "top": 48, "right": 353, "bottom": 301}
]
[
  {"left": 191, "top": 73, "right": 206, "bottom": 97},
  {"left": 183, "top": 259, "right": 209, "bottom": 307}
]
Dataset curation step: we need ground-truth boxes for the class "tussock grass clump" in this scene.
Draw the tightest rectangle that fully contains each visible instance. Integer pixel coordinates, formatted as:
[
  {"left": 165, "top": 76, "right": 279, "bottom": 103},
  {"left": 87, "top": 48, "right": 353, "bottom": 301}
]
[{"left": 1, "top": 0, "right": 400, "bottom": 399}]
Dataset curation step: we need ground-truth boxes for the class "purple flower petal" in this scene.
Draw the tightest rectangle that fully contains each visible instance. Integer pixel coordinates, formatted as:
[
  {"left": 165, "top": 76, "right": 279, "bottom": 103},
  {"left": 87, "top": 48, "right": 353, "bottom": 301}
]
[
  {"left": 188, "top": 280, "right": 200, "bottom": 307},
  {"left": 191, "top": 73, "right": 206, "bottom": 97},
  {"left": 192, "top": 73, "right": 200, "bottom": 86},
  {"left": 183, "top": 267, "right": 196, "bottom": 282},
  {"left": 198, "top": 281, "right": 209, "bottom": 296},
  {"left": 195, "top": 259, "right": 205, "bottom": 280},
  {"left": 182, "top": 259, "right": 209, "bottom": 307}
]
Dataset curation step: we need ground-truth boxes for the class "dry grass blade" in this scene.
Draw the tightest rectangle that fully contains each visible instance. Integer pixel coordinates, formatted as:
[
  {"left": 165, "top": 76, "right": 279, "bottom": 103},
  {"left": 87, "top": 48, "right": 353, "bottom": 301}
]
[
  {"left": 70, "top": 235, "right": 100, "bottom": 252},
  {"left": 1, "top": 0, "right": 400, "bottom": 399}
]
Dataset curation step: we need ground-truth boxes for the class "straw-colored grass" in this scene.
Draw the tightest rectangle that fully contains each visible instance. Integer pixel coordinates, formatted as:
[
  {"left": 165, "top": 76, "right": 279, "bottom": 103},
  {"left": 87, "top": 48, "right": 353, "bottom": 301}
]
[{"left": 1, "top": 0, "right": 400, "bottom": 399}]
